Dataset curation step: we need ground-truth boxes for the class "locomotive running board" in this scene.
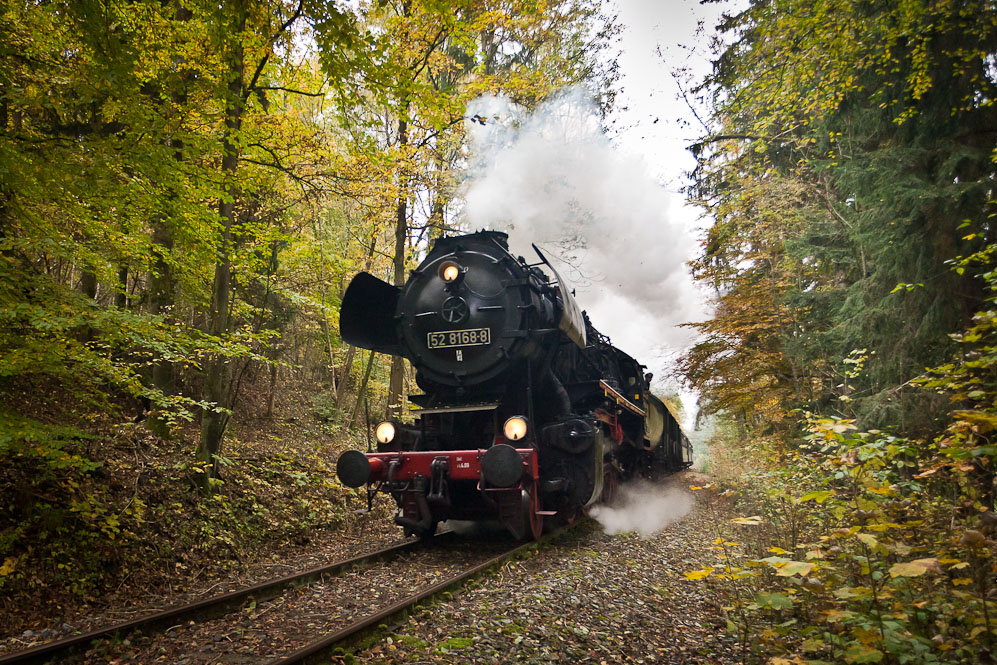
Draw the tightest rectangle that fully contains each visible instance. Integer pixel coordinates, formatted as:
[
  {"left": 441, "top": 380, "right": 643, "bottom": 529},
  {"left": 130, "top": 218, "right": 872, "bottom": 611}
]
[
  {"left": 599, "top": 380, "right": 646, "bottom": 416},
  {"left": 414, "top": 403, "right": 498, "bottom": 415}
]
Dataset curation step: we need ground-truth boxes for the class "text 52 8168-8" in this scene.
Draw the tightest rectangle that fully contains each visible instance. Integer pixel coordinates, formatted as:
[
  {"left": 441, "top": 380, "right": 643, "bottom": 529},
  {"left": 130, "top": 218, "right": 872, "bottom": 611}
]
[{"left": 427, "top": 328, "right": 491, "bottom": 349}]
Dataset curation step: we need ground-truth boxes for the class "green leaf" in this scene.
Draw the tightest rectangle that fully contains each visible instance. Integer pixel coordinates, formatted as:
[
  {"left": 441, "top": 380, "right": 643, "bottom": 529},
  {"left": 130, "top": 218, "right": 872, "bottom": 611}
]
[
  {"left": 802, "top": 636, "right": 827, "bottom": 652},
  {"left": 756, "top": 555, "right": 793, "bottom": 565},
  {"left": 754, "top": 591, "right": 794, "bottom": 609},
  {"left": 844, "top": 643, "right": 884, "bottom": 663},
  {"left": 798, "top": 490, "right": 834, "bottom": 503}
]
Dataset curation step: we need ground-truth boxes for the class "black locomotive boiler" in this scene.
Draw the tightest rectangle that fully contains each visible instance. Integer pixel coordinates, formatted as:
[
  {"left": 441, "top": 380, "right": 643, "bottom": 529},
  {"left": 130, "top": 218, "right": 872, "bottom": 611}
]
[{"left": 335, "top": 230, "right": 691, "bottom": 540}]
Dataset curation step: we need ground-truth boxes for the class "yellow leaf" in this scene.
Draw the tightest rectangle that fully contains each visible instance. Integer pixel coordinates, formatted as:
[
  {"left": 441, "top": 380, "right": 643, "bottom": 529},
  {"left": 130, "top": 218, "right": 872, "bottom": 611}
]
[
  {"left": 854, "top": 625, "right": 882, "bottom": 646},
  {"left": 732, "top": 516, "right": 763, "bottom": 525},
  {"left": 952, "top": 410, "right": 997, "bottom": 433},
  {"left": 855, "top": 533, "right": 888, "bottom": 553},
  {"left": 684, "top": 567, "right": 715, "bottom": 580},
  {"left": 775, "top": 561, "right": 815, "bottom": 577},
  {"left": 953, "top": 578, "right": 974, "bottom": 586},
  {"left": 889, "top": 558, "right": 940, "bottom": 578}
]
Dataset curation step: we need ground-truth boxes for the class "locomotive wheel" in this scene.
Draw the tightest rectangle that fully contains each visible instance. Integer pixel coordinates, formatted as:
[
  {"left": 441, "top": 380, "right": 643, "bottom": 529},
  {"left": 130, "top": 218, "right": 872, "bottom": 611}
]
[{"left": 523, "top": 483, "right": 544, "bottom": 541}]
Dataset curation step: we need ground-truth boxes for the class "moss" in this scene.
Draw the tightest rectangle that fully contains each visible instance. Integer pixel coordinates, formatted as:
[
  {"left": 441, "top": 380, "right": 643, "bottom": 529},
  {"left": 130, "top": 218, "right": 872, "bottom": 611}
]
[
  {"left": 393, "top": 633, "right": 430, "bottom": 648},
  {"left": 434, "top": 636, "right": 474, "bottom": 651}
]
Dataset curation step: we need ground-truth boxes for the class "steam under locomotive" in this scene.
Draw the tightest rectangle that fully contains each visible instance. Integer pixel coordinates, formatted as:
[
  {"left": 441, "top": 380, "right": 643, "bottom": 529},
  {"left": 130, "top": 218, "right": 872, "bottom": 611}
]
[{"left": 335, "top": 230, "right": 691, "bottom": 540}]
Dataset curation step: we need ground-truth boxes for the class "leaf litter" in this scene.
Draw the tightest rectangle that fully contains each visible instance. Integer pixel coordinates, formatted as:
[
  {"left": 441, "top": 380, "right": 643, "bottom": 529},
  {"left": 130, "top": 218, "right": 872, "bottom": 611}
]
[{"left": 343, "top": 472, "right": 740, "bottom": 664}]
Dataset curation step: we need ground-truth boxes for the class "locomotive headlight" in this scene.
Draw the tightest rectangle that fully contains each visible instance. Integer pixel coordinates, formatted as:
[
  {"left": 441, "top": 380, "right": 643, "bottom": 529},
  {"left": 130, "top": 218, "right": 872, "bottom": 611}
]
[
  {"left": 375, "top": 421, "right": 396, "bottom": 444},
  {"left": 439, "top": 260, "right": 461, "bottom": 283},
  {"left": 504, "top": 416, "right": 528, "bottom": 442}
]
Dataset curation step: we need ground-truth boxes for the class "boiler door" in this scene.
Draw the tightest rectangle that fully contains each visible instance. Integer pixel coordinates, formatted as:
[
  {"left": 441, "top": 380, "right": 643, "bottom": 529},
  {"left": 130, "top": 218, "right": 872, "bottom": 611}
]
[{"left": 398, "top": 248, "right": 533, "bottom": 386}]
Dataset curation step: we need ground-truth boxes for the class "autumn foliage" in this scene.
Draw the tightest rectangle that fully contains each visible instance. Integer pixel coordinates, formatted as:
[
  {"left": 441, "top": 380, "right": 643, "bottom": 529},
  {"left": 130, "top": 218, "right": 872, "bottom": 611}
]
[
  {"left": 684, "top": 0, "right": 997, "bottom": 662},
  {"left": 0, "top": 0, "right": 617, "bottom": 614}
]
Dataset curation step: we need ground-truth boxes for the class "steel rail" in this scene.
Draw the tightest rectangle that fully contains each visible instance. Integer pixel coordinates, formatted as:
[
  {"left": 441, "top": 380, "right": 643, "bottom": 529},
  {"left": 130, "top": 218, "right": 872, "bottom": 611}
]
[
  {"left": 273, "top": 524, "right": 579, "bottom": 665},
  {"left": 0, "top": 537, "right": 435, "bottom": 665}
]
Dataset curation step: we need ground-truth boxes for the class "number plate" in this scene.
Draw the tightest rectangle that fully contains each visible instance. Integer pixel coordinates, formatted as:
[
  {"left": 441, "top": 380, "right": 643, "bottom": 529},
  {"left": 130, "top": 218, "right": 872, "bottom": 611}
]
[{"left": 427, "top": 328, "right": 491, "bottom": 349}]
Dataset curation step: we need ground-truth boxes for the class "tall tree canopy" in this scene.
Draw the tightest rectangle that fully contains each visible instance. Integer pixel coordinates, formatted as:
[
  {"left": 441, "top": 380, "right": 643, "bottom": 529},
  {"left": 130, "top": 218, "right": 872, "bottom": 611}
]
[
  {"left": 684, "top": 0, "right": 997, "bottom": 437},
  {"left": 0, "top": 0, "right": 620, "bottom": 484},
  {"left": 0, "top": 0, "right": 366, "bottom": 486}
]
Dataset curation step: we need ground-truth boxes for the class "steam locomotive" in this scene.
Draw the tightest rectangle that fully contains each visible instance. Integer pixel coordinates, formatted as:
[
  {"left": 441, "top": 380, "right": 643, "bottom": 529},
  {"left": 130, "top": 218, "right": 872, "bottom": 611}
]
[{"left": 335, "top": 230, "right": 692, "bottom": 540}]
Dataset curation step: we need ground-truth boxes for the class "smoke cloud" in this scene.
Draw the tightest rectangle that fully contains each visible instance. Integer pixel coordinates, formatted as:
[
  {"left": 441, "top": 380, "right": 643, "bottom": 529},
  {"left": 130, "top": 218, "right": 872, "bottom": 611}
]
[
  {"left": 462, "top": 88, "right": 706, "bottom": 349},
  {"left": 460, "top": 89, "right": 709, "bottom": 416},
  {"left": 587, "top": 479, "right": 693, "bottom": 537}
]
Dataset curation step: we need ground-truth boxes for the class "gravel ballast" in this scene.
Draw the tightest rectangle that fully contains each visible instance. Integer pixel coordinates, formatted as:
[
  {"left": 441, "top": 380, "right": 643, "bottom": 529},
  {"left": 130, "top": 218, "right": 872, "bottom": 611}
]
[{"left": 347, "top": 472, "right": 739, "bottom": 664}]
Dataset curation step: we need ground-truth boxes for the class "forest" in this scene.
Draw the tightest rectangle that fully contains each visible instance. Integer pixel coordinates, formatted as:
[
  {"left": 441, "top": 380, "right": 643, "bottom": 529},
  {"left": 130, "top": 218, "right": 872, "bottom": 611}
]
[
  {"left": 681, "top": 0, "right": 997, "bottom": 663},
  {"left": 1, "top": 0, "right": 996, "bottom": 663},
  {"left": 0, "top": 0, "right": 618, "bottom": 631}
]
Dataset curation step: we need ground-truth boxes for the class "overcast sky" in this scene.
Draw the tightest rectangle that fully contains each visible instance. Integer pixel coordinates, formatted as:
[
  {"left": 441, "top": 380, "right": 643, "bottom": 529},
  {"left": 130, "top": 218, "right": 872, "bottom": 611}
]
[
  {"left": 582, "top": 0, "right": 730, "bottom": 421},
  {"left": 606, "top": 0, "right": 722, "bottom": 182}
]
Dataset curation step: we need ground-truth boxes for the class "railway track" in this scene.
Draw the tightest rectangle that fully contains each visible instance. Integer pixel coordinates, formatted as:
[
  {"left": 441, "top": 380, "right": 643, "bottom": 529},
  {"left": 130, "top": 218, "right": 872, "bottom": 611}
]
[{"left": 0, "top": 526, "right": 569, "bottom": 665}]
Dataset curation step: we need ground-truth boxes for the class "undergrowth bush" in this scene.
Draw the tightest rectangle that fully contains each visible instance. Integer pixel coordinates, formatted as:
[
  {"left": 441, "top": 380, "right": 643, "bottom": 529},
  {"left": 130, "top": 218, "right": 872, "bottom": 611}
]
[
  {"left": 0, "top": 409, "right": 389, "bottom": 623},
  {"left": 688, "top": 416, "right": 996, "bottom": 664}
]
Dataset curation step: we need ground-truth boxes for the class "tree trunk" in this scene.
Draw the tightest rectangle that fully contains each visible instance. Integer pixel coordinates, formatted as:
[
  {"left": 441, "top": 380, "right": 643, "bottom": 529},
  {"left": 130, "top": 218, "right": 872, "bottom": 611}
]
[
  {"left": 352, "top": 350, "right": 377, "bottom": 427},
  {"left": 317, "top": 223, "right": 337, "bottom": 396},
  {"left": 147, "top": 200, "right": 177, "bottom": 319},
  {"left": 197, "top": 1, "right": 246, "bottom": 489},
  {"left": 116, "top": 266, "right": 128, "bottom": 308},
  {"left": 387, "top": 112, "right": 409, "bottom": 419},
  {"left": 145, "top": 0, "right": 191, "bottom": 437},
  {"left": 266, "top": 361, "right": 278, "bottom": 419},
  {"left": 80, "top": 267, "right": 97, "bottom": 300},
  {"left": 336, "top": 344, "right": 358, "bottom": 408},
  {"left": 78, "top": 265, "right": 98, "bottom": 343},
  {"left": 146, "top": 216, "right": 175, "bottom": 438}
]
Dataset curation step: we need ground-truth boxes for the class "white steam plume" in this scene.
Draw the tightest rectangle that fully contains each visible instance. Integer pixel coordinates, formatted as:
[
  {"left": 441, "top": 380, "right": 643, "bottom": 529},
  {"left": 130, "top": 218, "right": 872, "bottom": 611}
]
[
  {"left": 460, "top": 88, "right": 708, "bottom": 361},
  {"left": 588, "top": 480, "right": 693, "bottom": 537}
]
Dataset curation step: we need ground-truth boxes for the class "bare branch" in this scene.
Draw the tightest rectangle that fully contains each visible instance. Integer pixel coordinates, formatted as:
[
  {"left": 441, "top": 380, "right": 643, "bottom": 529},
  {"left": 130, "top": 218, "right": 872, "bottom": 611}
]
[
  {"left": 255, "top": 84, "right": 325, "bottom": 97},
  {"left": 244, "top": 0, "right": 305, "bottom": 102}
]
